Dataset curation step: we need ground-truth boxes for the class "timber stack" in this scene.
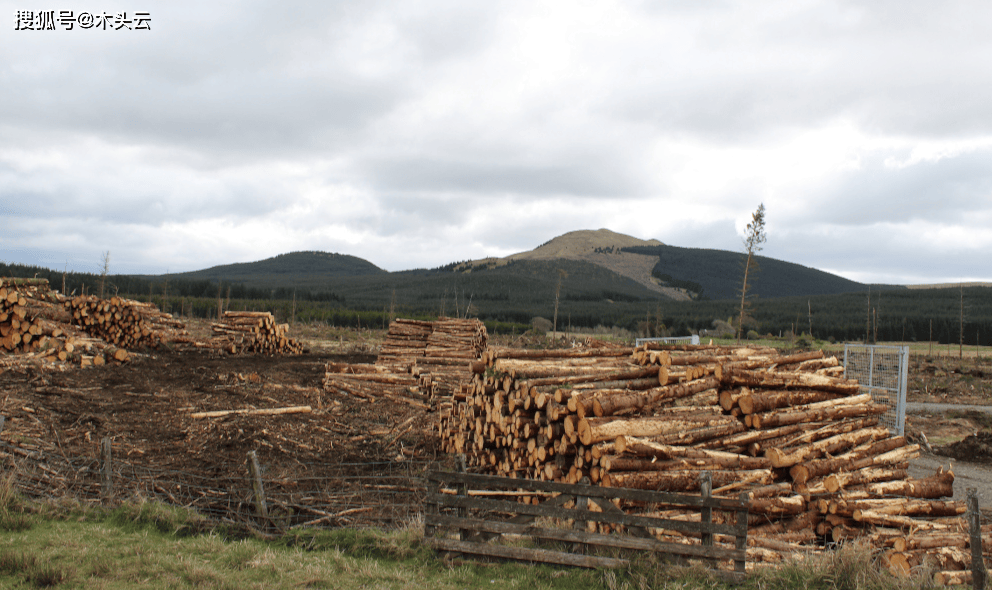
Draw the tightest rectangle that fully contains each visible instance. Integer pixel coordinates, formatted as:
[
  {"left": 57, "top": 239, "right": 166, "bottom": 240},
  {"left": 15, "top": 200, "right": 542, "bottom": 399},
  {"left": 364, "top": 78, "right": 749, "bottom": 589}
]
[
  {"left": 414, "top": 318, "right": 488, "bottom": 400},
  {"left": 65, "top": 294, "right": 189, "bottom": 351},
  {"left": 0, "top": 278, "right": 131, "bottom": 366},
  {"left": 323, "top": 317, "right": 486, "bottom": 410},
  {"left": 210, "top": 311, "right": 304, "bottom": 355},
  {"left": 438, "top": 342, "right": 985, "bottom": 578}
]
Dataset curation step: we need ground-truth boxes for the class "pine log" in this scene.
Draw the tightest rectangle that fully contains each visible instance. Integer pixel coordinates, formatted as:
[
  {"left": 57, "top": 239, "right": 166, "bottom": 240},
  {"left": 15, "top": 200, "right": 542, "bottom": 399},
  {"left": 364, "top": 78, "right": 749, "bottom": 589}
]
[
  {"left": 750, "top": 399, "right": 887, "bottom": 430},
  {"left": 738, "top": 389, "right": 844, "bottom": 415},
  {"left": 825, "top": 467, "right": 911, "bottom": 494},
  {"left": 601, "top": 468, "right": 774, "bottom": 491},
  {"left": 764, "top": 426, "right": 892, "bottom": 468},
  {"left": 593, "top": 376, "right": 720, "bottom": 417},
  {"left": 789, "top": 436, "right": 910, "bottom": 483},
  {"left": 578, "top": 413, "right": 738, "bottom": 446},
  {"left": 721, "top": 367, "right": 861, "bottom": 394},
  {"left": 189, "top": 406, "right": 312, "bottom": 419},
  {"left": 865, "top": 467, "right": 955, "bottom": 499}
]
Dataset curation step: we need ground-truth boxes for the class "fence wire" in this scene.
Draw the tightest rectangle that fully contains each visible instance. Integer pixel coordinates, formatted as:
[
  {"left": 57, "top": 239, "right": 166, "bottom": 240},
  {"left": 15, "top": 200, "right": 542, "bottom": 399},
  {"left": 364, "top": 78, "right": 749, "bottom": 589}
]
[{"left": 0, "top": 438, "right": 433, "bottom": 532}]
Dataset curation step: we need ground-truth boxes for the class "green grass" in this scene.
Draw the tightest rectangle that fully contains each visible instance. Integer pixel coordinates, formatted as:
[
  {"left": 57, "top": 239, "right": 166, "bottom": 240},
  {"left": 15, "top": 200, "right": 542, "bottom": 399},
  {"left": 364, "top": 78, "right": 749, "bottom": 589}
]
[{"left": 0, "top": 482, "right": 941, "bottom": 590}]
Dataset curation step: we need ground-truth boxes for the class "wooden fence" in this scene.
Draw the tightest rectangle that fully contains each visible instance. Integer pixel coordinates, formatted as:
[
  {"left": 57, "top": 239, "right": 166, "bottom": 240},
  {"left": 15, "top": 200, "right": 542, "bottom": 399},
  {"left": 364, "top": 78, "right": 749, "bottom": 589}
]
[{"left": 424, "top": 470, "right": 749, "bottom": 582}]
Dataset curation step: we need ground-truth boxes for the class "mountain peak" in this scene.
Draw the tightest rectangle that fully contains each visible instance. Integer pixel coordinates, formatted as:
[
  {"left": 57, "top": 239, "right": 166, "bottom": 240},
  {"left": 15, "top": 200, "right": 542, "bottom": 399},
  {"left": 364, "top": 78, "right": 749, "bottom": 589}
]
[{"left": 511, "top": 229, "right": 664, "bottom": 260}]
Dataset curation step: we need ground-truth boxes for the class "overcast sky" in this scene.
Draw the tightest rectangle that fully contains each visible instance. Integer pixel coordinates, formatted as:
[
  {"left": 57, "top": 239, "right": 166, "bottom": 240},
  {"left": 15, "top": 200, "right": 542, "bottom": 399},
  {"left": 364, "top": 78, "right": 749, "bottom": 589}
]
[{"left": 2, "top": 1, "right": 991, "bottom": 285}]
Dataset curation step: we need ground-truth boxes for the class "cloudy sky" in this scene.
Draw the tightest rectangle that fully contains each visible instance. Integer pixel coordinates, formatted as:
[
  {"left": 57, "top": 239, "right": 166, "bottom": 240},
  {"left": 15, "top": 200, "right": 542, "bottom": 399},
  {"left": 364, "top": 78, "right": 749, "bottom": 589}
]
[{"left": 2, "top": 1, "right": 991, "bottom": 285}]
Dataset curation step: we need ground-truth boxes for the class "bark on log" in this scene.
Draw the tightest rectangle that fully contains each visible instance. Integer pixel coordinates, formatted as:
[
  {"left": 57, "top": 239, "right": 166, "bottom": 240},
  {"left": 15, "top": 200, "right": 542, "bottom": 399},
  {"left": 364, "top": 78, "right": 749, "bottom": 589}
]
[
  {"left": 189, "top": 406, "right": 312, "bottom": 419},
  {"left": 601, "top": 468, "right": 774, "bottom": 491}
]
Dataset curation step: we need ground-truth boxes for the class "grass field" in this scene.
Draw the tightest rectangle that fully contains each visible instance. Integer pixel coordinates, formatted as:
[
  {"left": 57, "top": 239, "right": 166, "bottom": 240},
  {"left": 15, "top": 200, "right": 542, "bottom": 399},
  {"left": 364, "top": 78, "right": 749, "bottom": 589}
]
[{"left": 0, "top": 475, "right": 940, "bottom": 590}]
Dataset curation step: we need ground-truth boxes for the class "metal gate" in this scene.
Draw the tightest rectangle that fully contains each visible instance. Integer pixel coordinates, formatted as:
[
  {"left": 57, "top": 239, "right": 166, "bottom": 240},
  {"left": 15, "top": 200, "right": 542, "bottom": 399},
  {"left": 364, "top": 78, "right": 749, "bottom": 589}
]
[
  {"left": 635, "top": 335, "right": 701, "bottom": 347},
  {"left": 843, "top": 344, "right": 909, "bottom": 436}
]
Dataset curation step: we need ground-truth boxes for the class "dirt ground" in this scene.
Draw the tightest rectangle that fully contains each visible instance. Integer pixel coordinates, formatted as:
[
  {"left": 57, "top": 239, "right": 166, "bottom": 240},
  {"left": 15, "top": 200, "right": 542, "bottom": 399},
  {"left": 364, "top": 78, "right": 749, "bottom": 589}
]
[
  {"left": 0, "top": 348, "right": 439, "bottom": 470},
  {"left": 0, "top": 336, "right": 445, "bottom": 528},
  {"left": 908, "top": 354, "right": 992, "bottom": 405}
]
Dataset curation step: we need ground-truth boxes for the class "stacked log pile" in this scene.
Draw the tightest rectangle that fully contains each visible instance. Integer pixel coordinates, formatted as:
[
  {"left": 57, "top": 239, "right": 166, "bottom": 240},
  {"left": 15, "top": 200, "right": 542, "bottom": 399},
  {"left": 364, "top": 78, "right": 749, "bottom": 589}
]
[
  {"left": 0, "top": 278, "right": 131, "bottom": 366},
  {"left": 413, "top": 318, "right": 488, "bottom": 400},
  {"left": 437, "top": 343, "right": 986, "bottom": 579},
  {"left": 65, "top": 295, "right": 189, "bottom": 351},
  {"left": 375, "top": 319, "right": 434, "bottom": 371},
  {"left": 210, "top": 311, "right": 304, "bottom": 355},
  {"left": 323, "top": 318, "right": 487, "bottom": 409}
]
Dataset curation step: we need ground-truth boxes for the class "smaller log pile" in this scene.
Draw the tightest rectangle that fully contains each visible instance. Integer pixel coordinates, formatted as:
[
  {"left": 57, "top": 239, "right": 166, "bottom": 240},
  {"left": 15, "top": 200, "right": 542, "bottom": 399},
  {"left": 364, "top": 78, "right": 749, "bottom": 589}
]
[
  {"left": 438, "top": 342, "right": 988, "bottom": 578},
  {"left": 376, "top": 319, "right": 434, "bottom": 371},
  {"left": 65, "top": 295, "right": 190, "bottom": 350},
  {"left": 210, "top": 311, "right": 304, "bottom": 355},
  {"left": 323, "top": 318, "right": 487, "bottom": 410},
  {"left": 414, "top": 318, "right": 488, "bottom": 400},
  {"left": 0, "top": 278, "right": 131, "bottom": 366}
]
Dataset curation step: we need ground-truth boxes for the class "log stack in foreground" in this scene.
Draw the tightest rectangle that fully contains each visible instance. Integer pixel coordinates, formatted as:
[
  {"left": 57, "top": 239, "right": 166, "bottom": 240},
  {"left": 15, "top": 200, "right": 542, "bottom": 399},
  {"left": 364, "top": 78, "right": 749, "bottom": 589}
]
[
  {"left": 65, "top": 294, "right": 190, "bottom": 351},
  {"left": 437, "top": 342, "right": 986, "bottom": 580},
  {"left": 0, "top": 278, "right": 131, "bottom": 367}
]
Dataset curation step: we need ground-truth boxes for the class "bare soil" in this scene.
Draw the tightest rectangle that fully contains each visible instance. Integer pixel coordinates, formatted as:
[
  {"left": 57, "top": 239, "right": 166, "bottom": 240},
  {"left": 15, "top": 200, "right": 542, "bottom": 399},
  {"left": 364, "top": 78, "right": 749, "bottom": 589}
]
[
  {"left": 0, "top": 339, "right": 442, "bottom": 527},
  {"left": 908, "top": 354, "right": 992, "bottom": 404},
  {"left": 1, "top": 349, "right": 438, "bottom": 470}
]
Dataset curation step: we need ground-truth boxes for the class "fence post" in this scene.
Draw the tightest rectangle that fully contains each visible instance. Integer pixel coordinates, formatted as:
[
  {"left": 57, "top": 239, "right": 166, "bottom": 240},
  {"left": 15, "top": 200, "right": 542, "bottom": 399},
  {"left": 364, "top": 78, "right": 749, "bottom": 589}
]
[
  {"left": 247, "top": 451, "right": 269, "bottom": 521},
  {"left": 968, "top": 488, "right": 986, "bottom": 590},
  {"left": 424, "top": 464, "right": 438, "bottom": 539},
  {"left": 572, "top": 476, "right": 591, "bottom": 554},
  {"left": 735, "top": 491, "right": 749, "bottom": 576},
  {"left": 101, "top": 437, "right": 112, "bottom": 502},
  {"left": 700, "top": 471, "right": 713, "bottom": 549},
  {"left": 456, "top": 454, "right": 468, "bottom": 541}
]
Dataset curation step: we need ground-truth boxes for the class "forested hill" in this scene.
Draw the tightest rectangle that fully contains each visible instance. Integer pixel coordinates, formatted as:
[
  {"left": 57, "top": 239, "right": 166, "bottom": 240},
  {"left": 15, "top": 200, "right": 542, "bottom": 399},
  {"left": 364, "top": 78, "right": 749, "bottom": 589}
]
[
  {"left": 155, "top": 251, "right": 386, "bottom": 290},
  {"left": 622, "top": 244, "right": 905, "bottom": 300}
]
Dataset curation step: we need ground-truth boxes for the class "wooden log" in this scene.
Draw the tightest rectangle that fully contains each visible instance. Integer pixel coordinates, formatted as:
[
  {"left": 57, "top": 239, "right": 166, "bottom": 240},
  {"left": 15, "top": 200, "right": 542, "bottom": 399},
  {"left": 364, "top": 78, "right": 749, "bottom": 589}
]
[
  {"left": 738, "top": 389, "right": 843, "bottom": 415},
  {"left": 578, "top": 413, "right": 738, "bottom": 446},
  {"left": 764, "top": 426, "right": 892, "bottom": 468},
  {"left": 593, "top": 377, "right": 720, "bottom": 417},
  {"left": 789, "top": 436, "right": 911, "bottom": 483},
  {"left": 854, "top": 509, "right": 962, "bottom": 532},
  {"left": 601, "top": 468, "right": 774, "bottom": 491},
  {"left": 865, "top": 467, "right": 955, "bottom": 499},
  {"left": 750, "top": 398, "right": 888, "bottom": 430},
  {"left": 748, "top": 495, "right": 807, "bottom": 517},
  {"left": 721, "top": 368, "right": 861, "bottom": 395},
  {"left": 600, "top": 453, "right": 771, "bottom": 472},
  {"left": 933, "top": 570, "right": 972, "bottom": 586},
  {"left": 189, "top": 406, "right": 312, "bottom": 419},
  {"left": 825, "top": 466, "right": 911, "bottom": 493}
]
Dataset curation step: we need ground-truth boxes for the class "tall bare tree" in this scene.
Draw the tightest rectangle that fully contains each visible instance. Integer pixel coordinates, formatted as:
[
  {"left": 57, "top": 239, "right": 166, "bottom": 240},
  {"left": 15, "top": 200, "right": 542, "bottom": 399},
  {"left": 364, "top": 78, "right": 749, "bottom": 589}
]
[
  {"left": 552, "top": 269, "right": 567, "bottom": 342},
  {"left": 737, "top": 204, "right": 766, "bottom": 342},
  {"left": 98, "top": 251, "right": 110, "bottom": 299}
]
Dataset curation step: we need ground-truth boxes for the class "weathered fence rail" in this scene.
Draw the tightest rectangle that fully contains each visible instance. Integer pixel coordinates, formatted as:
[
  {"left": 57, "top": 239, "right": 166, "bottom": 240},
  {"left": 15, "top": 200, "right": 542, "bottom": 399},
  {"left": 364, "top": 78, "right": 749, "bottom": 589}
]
[{"left": 424, "top": 470, "right": 749, "bottom": 582}]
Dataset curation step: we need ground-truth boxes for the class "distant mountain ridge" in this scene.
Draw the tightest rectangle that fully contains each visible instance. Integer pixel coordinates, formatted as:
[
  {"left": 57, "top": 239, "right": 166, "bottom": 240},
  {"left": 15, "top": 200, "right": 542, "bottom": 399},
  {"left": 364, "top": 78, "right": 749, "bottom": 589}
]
[
  {"left": 159, "top": 251, "right": 385, "bottom": 291},
  {"left": 622, "top": 243, "right": 890, "bottom": 300},
  {"left": 144, "top": 230, "right": 895, "bottom": 302}
]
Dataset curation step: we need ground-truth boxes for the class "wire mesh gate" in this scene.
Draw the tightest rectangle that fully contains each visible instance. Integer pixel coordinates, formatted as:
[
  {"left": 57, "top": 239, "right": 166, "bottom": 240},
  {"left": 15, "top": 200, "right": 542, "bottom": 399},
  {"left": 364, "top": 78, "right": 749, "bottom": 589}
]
[{"left": 843, "top": 344, "right": 909, "bottom": 436}]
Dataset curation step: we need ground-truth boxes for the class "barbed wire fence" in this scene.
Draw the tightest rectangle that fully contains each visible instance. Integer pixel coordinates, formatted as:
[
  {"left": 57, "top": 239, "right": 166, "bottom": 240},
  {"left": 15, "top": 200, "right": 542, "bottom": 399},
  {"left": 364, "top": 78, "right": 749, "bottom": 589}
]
[{"left": 1, "top": 435, "right": 436, "bottom": 533}]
